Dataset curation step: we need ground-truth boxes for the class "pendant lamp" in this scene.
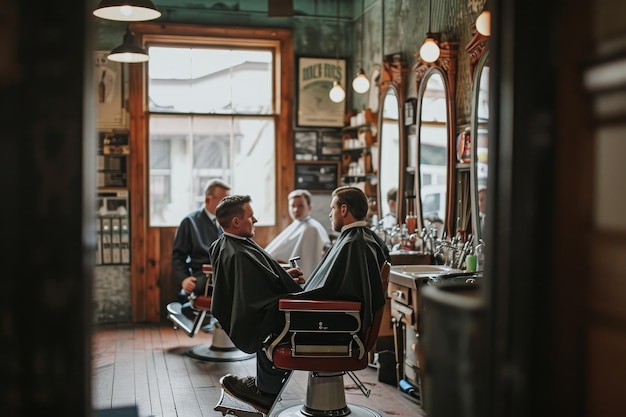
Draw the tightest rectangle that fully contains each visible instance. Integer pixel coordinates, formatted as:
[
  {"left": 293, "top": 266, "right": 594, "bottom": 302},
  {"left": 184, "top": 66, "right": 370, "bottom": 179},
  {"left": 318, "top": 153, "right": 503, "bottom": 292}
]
[
  {"left": 419, "top": 0, "right": 440, "bottom": 63},
  {"left": 108, "top": 27, "right": 149, "bottom": 63},
  {"left": 476, "top": 9, "right": 491, "bottom": 37},
  {"left": 94, "top": 0, "right": 161, "bottom": 21},
  {"left": 329, "top": 0, "right": 345, "bottom": 103},
  {"left": 352, "top": 0, "right": 370, "bottom": 94}
]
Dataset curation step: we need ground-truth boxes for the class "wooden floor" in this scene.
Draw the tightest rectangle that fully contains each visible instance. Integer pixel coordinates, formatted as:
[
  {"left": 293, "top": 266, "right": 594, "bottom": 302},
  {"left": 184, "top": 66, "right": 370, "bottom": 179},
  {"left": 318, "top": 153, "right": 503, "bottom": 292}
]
[{"left": 92, "top": 323, "right": 425, "bottom": 417}]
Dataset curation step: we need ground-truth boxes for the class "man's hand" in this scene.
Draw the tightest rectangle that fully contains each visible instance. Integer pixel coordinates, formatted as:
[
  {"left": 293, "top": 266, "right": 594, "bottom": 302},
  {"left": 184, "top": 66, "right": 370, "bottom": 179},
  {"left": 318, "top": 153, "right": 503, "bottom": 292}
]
[
  {"left": 286, "top": 267, "right": 305, "bottom": 285},
  {"left": 181, "top": 276, "right": 197, "bottom": 294}
]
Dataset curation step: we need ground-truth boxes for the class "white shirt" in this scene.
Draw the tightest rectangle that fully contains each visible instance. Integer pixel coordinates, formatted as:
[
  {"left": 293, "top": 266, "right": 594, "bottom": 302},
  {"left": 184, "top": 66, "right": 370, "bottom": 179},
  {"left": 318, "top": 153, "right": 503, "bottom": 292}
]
[{"left": 265, "top": 217, "right": 330, "bottom": 278}]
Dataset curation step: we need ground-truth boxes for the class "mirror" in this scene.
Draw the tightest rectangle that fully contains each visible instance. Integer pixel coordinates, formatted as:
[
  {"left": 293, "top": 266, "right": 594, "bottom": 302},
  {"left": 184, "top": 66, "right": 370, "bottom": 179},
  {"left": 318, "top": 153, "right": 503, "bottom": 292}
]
[
  {"left": 417, "top": 70, "right": 448, "bottom": 237},
  {"left": 376, "top": 53, "right": 407, "bottom": 234},
  {"left": 471, "top": 51, "right": 490, "bottom": 242},
  {"left": 414, "top": 42, "right": 458, "bottom": 239},
  {"left": 466, "top": 30, "right": 490, "bottom": 244},
  {"left": 378, "top": 86, "right": 401, "bottom": 230}
]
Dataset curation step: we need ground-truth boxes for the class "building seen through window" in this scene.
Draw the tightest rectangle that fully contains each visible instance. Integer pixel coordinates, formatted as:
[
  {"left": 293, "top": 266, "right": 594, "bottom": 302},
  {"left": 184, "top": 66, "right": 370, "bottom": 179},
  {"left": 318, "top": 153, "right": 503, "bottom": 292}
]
[{"left": 148, "top": 46, "right": 276, "bottom": 226}]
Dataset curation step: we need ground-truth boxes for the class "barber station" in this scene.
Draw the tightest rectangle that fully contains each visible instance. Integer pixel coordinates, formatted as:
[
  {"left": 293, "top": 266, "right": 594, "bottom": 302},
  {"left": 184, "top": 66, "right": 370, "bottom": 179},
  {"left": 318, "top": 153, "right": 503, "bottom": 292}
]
[{"left": 13, "top": 0, "right": 616, "bottom": 417}]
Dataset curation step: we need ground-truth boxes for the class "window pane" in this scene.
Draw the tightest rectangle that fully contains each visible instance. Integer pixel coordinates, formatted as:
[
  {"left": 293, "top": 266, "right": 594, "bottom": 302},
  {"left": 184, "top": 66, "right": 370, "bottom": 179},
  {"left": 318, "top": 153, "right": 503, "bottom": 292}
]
[
  {"left": 149, "top": 114, "right": 275, "bottom": 226},
  {"left": 148, "top": 47, "right": 273, "bottom": 114},
  {"left": 148, "top": 44, "right": 277, "bottom": 228}
]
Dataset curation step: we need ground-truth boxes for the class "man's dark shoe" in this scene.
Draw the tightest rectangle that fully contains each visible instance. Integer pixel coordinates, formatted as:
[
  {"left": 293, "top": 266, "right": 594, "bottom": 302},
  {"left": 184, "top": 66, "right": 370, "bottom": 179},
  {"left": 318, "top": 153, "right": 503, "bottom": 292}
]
[{"left": 219, "top": 374, "right": 276, "bottom": 414}]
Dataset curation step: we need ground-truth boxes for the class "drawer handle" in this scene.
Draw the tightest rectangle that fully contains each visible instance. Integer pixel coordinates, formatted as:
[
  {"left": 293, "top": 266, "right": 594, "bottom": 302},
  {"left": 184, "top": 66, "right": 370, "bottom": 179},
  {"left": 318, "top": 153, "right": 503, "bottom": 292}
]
[{"left": 392, "top": 290, "right": 405, "bottom": 299}]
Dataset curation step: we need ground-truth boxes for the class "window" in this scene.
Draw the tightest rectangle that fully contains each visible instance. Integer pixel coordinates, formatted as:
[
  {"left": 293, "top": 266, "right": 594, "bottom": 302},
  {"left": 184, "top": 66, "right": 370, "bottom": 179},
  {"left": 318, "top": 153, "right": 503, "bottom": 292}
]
[{"left": 147, "top": 46, "right": 277, "bottom": 226}]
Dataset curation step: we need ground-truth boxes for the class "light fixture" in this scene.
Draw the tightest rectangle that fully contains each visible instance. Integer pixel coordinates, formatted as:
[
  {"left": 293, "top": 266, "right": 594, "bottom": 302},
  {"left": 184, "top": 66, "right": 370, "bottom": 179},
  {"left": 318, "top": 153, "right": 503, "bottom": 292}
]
[
  {"left": 352, "top": 0, "right": 370, "bottom": 94},
  {"left": 108, "top": 27, "right": 149, "bottom": 63},
  {"left": 93, "top": 0, "right": 161, "bottom": 21},
  {"left": 329, "top": 0, "right": 345, "bottom": 103},
  {"left": 329, "top": 80, "right": 346, "bottom": 102},
  {"left": 476, "top": 9, "right": 491, "bottom": 37},
  {"left": 419, "top": 0, "right": 440, "bottom": 63}
]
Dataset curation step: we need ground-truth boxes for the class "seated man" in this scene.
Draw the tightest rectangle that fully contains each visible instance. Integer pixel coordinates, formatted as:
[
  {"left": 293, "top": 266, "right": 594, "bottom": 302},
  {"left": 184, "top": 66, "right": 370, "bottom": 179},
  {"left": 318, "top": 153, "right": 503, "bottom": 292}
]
[
  {"left": 171, "top": 178, "right": 231, "bottom": 322},
  {"left": 382, "top": 187, "right": 398, "bottom": 230},
  {"left": 209, "top": 186, "right": 387, "bottom": 414},
  {"left": 265, "top": 189, "right": 330, "bottom": 278}
]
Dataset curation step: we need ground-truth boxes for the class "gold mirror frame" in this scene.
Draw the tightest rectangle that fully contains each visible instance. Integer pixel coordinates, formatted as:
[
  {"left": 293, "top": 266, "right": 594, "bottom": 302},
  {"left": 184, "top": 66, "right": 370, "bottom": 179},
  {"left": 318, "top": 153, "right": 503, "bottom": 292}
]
[{"left": 413, "top": 41, "right": 458, "bottom": 238}]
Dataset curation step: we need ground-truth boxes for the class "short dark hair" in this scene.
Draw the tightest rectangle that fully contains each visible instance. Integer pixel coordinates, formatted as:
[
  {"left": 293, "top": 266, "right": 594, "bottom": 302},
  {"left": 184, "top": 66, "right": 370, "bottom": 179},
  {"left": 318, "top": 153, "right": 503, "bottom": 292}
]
[
  {"left": 332, "top": 186, "right": 368, "bottom": 220},
  {"left": 288, "top": 189, "right": 312, "bottom": 205},
  {"left": 387, "top": 187, "right": 397, "bottom": 202},
  {"left": 215, "top": 195, "right": 251, "bottom": 227}
]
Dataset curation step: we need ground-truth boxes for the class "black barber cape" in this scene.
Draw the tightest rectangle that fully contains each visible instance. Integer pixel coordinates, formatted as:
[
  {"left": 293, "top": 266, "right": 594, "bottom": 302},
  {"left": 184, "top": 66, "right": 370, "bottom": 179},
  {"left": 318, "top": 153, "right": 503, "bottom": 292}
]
[{"left": 209, "top": 226, "right": 387, "bottom": 354}]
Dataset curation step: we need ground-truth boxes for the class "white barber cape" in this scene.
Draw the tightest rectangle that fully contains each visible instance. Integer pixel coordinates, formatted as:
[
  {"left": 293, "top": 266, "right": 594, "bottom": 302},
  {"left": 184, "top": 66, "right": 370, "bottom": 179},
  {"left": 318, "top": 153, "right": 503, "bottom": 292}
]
[{"left": 265, "top": 217, "right": 330, "bottom": 279}]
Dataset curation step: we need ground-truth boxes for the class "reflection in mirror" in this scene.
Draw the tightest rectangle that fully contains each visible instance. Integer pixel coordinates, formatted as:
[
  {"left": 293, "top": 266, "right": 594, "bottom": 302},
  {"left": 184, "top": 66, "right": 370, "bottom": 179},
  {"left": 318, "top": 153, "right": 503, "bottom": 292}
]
[
  {"left": 418, "top": 71, "right": 448, "bottom": 238},
  {"left": 379, "top": 87, "right": 401, "bottom": 230},
  {"left": 472, "top": 52, "right": 489, "bottom": 242}
]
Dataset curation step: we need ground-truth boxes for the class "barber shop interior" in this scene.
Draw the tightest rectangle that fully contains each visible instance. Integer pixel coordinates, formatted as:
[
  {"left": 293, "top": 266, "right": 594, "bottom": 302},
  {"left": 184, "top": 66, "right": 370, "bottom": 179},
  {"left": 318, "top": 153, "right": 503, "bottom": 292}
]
[{"left": 3, "top": 0, "right": 626, "bottom": 416}]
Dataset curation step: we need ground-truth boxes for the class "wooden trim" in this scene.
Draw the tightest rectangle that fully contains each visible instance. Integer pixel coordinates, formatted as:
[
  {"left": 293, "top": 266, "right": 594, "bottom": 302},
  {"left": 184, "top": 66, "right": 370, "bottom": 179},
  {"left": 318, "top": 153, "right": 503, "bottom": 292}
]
[{"left": 128, "top": 23, "right": 294, "bottom": 322}]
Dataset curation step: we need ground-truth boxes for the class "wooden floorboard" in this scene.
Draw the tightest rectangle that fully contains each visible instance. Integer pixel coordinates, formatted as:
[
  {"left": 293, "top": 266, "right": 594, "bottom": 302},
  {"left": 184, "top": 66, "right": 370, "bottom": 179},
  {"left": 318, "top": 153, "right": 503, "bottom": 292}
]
[{"left": 92, "top": 323, "right": 424, "bottom": 417}]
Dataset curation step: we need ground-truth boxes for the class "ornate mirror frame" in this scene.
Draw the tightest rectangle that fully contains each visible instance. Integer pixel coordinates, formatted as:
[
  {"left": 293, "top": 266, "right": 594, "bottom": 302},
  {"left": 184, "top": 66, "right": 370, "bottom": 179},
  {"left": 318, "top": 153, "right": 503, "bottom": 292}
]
[
  {"left": 377, "top": 53, "right": 408, "bottom": 224},
  {"left": 413, "top": 41, "right": 458, "bottom": 238},
  {"left": 466, "top": 31, "right": 489, "bottom": 243}
]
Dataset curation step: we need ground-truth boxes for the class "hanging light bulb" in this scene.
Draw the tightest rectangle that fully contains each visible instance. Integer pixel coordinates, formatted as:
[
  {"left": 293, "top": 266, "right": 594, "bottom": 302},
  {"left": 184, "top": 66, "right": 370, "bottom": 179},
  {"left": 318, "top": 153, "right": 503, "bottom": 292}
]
[
  {"left": 329, "top": 81, "right": 346, "bottom": 103},
  {"left": 476, "top": 10, "right": 491, "bottom": 37},
  {"left": 420, "top": 34, "right": 440, "bottom": 63},
  {"left": 93, "top": 0, "right": 161, "bottom": 21},
  {"left": 329, "top": 0, "right": 345, "bottom": 103},
  {"left": 108, "top": 27, "right": 149, "bottom": 63},
  {"left": 352, "top": 0, "right": 370, "bottom": 94},
  {"left": 352, "top": 69, "right": 370, "bottom": 94},
  {"left": 419, "top": 0, "right": 441, "bottom": 63}
]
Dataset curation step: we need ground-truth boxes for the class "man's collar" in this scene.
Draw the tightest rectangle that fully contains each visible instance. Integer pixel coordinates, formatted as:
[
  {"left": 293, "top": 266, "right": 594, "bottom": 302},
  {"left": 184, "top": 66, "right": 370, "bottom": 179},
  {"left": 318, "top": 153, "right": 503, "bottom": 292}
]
[
  {"left": 341, "top": 220, "right": 367, "bottom": 232},
  {"left": 223, "top": 231, "right": 247, "bottom": 240},
  {"left": 204, "top": 208, "right": 216, "bottom": 221}
]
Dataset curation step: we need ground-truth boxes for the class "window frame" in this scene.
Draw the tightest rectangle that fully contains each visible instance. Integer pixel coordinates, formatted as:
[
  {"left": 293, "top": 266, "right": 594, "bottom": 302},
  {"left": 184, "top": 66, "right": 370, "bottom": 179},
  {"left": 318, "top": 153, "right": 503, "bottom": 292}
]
[{"left": 126, "top": 23, "right": 294, "bottom": 322}]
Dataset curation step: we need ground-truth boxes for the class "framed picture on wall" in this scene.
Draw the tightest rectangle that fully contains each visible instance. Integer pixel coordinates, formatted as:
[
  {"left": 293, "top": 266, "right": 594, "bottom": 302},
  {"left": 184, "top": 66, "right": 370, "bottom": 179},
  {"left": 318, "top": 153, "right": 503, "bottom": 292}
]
[
  {"left": 319, "top": 130, "right": 342, "bottom": 160},
  {"left": 294, "top": 130, "right": 319, "bottom": 160},
  {"left": 94, "top": 51, "right": 126, "bottom": 129},
  {"left": 294, "top": 162, "right": 340, "bottom": 192},
  {"left": 297, "top": 57, "right": 346, "bottom": 128}
]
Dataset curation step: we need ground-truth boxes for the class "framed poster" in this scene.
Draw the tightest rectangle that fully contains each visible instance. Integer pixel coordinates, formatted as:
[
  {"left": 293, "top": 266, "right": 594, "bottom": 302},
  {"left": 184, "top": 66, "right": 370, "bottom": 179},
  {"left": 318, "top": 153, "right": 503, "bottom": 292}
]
[
  {"left": 94, "top": 51, "right": 126, "bottom": 128},
  {"left": 294, "top": 130, "right": 319, "bottom": 160},
  {"left": 297, "top": 57, "right": 346, "bottom": 128},
  {"left": 294, "top": 162, "right": 340, "bottom": 192}
]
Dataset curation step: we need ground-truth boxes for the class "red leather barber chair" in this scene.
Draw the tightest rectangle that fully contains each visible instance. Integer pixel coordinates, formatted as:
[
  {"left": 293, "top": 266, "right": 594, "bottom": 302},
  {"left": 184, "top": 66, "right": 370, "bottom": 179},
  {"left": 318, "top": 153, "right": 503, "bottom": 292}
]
[
  {"left": 166, "top": 264, "right": 254, "bottom": 362},
  {"left": 264, "top": 261, "right": 391, "bottom": 417}
]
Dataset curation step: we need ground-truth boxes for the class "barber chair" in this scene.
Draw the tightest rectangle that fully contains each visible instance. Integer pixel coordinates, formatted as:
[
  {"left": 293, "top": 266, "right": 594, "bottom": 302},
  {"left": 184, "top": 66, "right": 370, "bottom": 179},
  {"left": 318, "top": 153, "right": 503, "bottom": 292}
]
[
  {"left": 166, "top": 264, "right": 254, "bottom": 362},
  {"left": 263, "top": 261, "right": 391, "bottom": 417}
]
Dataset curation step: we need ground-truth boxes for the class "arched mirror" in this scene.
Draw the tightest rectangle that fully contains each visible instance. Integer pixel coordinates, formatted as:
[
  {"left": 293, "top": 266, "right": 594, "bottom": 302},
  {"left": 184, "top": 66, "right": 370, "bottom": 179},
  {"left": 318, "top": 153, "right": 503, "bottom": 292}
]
[
  {"left": 377, "top": 54, "right": 407, "bottom": 231},
  {"left": 378, "top": 86, "right": 401, "bottom": 229},
  {"left": 467, "top": 32, "right": 489, "bottom": 243},
  {"left": 414, "top": 42, "right": 458, "bottom": 239}
]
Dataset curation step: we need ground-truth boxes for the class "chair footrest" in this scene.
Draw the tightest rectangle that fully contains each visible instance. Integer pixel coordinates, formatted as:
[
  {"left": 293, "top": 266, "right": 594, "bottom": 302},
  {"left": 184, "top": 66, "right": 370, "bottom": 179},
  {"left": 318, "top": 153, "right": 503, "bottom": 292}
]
[{"left": 294, "top": 344, "right": 351, "bottom": 356}]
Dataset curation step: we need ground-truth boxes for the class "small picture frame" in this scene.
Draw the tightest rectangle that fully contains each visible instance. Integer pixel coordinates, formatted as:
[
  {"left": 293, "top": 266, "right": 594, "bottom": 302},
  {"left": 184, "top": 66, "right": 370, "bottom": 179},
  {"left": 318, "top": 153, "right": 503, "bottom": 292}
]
[
  {"left": 294, "top": 162, "right": 340, "bottom": 192},
  {"left": 94, "top": 51, "right": 127, "bottom": 129},
  {"left": 294, "top": 130, "right": 319, "bottom": 161},
  {"left": 297, "top": 56, "right": 347, "bottom": 128},
  {"left": 319, "top": 130, "right": 342, "bottom": 160}
]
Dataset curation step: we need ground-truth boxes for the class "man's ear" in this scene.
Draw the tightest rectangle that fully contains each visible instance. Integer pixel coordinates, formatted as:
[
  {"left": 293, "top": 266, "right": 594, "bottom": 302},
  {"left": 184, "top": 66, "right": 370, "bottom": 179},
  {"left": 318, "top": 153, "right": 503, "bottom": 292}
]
[
  {"left": 340, "top": 203, "right": 349, "bottom": 217},
  {"left": 233, "top": 217, "right": 240, "bottom": 227}
]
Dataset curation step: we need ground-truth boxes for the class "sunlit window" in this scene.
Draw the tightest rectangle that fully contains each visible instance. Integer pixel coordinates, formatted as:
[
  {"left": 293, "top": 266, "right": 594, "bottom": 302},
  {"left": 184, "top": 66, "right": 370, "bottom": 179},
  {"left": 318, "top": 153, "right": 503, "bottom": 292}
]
[{"left": 147, "top": 46, "right": 276, "bottom": 226}]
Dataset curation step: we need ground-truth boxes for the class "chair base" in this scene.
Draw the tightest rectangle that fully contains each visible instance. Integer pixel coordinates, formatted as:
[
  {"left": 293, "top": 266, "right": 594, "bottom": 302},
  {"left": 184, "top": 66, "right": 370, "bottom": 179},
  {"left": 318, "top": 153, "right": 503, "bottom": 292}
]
[
  {"left": 187, "top": 344, "right": 255, "bottom": 362},
  {"left": 187, "top": 325, "right": 255, "bottom": 362},
  {"left": 270, "top": 404, "right": 382, "bottom": 417}
]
